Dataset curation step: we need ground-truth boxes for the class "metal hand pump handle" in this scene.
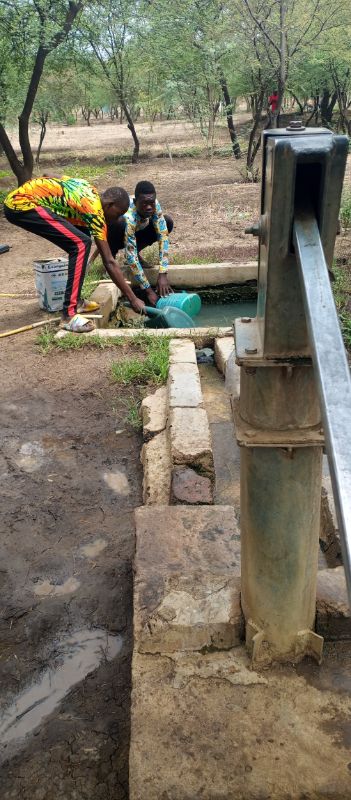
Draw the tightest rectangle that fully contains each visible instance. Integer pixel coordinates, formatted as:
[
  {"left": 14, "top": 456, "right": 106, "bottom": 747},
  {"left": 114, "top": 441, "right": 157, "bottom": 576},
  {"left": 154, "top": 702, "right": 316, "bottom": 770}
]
[{"left": 294, "top": 206, "right": 351, "bottom": 603}]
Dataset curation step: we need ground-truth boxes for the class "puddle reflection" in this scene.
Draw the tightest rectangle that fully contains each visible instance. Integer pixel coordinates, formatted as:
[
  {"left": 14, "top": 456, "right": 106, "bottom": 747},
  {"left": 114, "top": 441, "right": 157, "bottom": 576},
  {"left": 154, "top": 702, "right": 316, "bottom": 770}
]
[{"left": 0, "top": 628, "right": 122, "bottom": 748}]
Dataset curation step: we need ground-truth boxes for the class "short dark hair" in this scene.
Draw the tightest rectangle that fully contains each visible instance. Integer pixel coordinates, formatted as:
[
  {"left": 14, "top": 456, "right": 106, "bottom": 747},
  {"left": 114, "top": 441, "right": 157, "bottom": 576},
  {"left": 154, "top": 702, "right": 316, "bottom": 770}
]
[
  {"left": 135, "top": 180, "right": 156, "bottom": 198},
  {"left": 101, "top": 186, "right": 130, "bottom": 207}
]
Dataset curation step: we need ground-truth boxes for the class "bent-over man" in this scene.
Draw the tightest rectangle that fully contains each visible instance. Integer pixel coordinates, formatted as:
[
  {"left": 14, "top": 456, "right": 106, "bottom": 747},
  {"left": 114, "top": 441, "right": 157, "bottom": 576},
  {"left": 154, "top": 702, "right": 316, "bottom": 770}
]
[{"left": 4, "top": 177, "right": 145, "bottom": 331}]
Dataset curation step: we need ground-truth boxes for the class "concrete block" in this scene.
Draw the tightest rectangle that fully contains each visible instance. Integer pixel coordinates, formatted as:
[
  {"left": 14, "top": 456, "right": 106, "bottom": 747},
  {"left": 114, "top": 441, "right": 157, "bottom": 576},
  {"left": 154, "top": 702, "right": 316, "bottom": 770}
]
[
  {"left": 135, "top": 574, "right": 243, "bottom": 654},
  {"left": 172, "top": 467, "right": 213, "bottom": 504},
  {"left": 56, "top": 327, "right": 233, "bottom": 342},
  {"left": 134, "top": 505, "right": 241, "bottom": 654},
  {"left": 169, "top": 407, "right": 214, "bottom": 479},
  {"left": 211, "top": 421, "right": 241, "bottom": 510},
  {"left": 141, "top": 430, "right": 171, "bottom": 505},
  {"left": 168, "top": 363, "right": 203, "bottom": 408},
  {"left": 141, "top": 386, "right": 167, "bottom": 439},
  {"left": 225, "top": 349, "right": 241, "bottom": 399},
  {"left": 316, "top": 566, "right": 351, "bottom": 640},
  {"left": 128, "top": 261, "right": 258, "bottom": 288},
  {"left": 169, "top": 338, "right": 197, "bottom": 364},
  {"left": 90, "top": 282, "right": 120, "bottom": 327},
  {"left": 214, "top": 336, "right": 234, "bottom": 375},
  {"left": 129, "top": 646, "right": 351, "bottom": 800},
  {"left": 134, "top": 506, "right": 240, "bottom": 578},
  {"left": 198, "top": 364, "right": 232, "bottom": 423}
]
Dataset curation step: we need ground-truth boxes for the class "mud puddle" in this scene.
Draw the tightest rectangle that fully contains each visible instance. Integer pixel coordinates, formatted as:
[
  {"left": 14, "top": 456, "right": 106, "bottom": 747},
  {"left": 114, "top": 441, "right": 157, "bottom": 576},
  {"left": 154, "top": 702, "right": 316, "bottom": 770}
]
[{"left": 0, "top": 628, "right": 123, "bottom": 751}]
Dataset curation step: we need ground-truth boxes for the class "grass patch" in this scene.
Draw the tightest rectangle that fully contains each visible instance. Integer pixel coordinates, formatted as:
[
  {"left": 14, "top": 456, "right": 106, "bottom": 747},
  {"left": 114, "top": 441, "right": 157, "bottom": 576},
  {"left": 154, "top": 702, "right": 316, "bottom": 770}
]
[
  {"left": 124, "top": 396, "right": 143, "bottom": 430},
  {"left": 81, "top": 258, "right": 106, "bottom": 299},
  {"left": 62, "top": 159, "right": 125, "bottom": 182},
  {"left": 340, "top": 192, "right": 351, "bottom": 230},
  {"left": 333, "top": 264, "right": 351, "bottom": 350},
  {"left": 172, "top": 252, "right": 218, "bottom": 265},
  {"left": 140, "top": 245, "right": 220, "bottom": 267},
  {"left": 111, "top": 334, "right": 170, "bottom": 386},
  {"left": 0, "top": 169, "right": 11, "bottom": 179},
  {"left": 36, "top": 326, "right": 124, "bottom": 353}
]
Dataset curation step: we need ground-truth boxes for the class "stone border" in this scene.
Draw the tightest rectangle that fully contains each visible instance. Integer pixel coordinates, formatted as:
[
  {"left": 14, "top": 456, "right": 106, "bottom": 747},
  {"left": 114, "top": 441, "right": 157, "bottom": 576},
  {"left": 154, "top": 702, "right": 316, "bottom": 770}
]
[
  {"left": 89, "top": 281, "right": 120, "bottom": 327},
  {"left": 56, "top": 326, "right": 232, "bottom": 343},
  {"left": 127, "top": 261, "right": 258, "bottom": 288}
]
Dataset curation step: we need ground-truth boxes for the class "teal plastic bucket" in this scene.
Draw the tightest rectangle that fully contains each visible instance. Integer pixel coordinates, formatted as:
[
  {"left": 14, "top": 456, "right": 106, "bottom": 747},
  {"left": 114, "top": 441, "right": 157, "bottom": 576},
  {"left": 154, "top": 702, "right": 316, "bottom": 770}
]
[{"left": 156, "top": 291, "right": 201, "bottom": 317}]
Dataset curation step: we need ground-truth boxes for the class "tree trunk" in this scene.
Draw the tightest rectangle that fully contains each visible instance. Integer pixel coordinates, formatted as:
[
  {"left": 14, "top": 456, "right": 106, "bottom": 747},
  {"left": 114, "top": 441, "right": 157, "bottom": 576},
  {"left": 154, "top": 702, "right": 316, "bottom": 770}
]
[
  {"left": 320, "top": 89, "right": 337, "bottom": 127},
  {"left": 219, "top": 74, "right": 241, "bottom": 159},
  {"left": 269, "top": 0, "right": 287, "bottom": 128},
  {"left": 122, "top": 101, "right": 139, "bottom": 162},
  {"left": 0, "top": 1, "right": 83, "bottom": 183},
  {"left": 290, "top": 93, "right": 305, "bottom": 115},
  {"left": 0, "top": 123, "right": 29, "bottom": 184},
  {"left": 36, "top": 112, "right": 49, "bottom": 165}
]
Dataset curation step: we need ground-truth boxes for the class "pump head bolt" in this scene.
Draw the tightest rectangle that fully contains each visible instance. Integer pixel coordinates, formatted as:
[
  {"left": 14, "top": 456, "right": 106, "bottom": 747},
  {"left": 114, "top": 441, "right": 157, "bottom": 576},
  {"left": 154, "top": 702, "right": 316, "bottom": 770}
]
[
  {"left": 245, "top": 347, "right": 257, "bottom": 354},
  {"left": 286, "top": 120, "right": 306, "bottom": 131},
  {"left": 241, "top": 317, "right": 252, "bottom": 323}
]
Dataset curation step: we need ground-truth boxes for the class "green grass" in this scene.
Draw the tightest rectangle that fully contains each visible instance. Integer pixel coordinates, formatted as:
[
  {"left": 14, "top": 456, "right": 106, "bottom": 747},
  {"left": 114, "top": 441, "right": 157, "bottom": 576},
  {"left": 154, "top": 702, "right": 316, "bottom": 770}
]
[
  {"left": 62, "top": 159, "right": 125, "bottom": 182},
  {"left": 0, "top": 169, "right": 11, "bottom": 179},
  {"left": 81, "top": 258, "right": 106, "bottom": 299},
  {"left": 140, "top": 244, "right": 219, "bottom": 267},
  {"left": 0, "top": 188, "right": 10, "bottom": 206},
  {"left": 111, "top": 334, "right": 170, "bottom": 386},
  {"left": 340, "top": 192, "right": 351, "bottom": 230},
  {"left": 333, "top": 264, "right": 351, "bottom": 350},
  {"left": 124, "top": 396, "right": 143, "bottom": 430},
  {"left": 36, "top": 326, "right": 124, "bottom": 353}
]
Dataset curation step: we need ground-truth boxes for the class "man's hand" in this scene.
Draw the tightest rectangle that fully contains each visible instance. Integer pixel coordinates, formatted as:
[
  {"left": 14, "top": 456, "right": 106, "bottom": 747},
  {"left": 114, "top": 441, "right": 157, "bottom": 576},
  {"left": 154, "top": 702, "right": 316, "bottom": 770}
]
[
  {"left": 145, "top": 287, "right": 159, "bottom": 307},
  {"left": 157, "top": 273, "right": 172, "bottom": 297},
  {"left": 130, "top": 297, "right": 146, "bottom": 314}
]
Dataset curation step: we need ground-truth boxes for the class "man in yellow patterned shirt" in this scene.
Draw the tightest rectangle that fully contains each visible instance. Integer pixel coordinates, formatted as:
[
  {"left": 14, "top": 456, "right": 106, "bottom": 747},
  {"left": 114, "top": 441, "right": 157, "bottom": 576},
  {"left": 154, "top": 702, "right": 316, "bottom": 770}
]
[{"left": 4, "top": 176, "right": 145, "bottom": 330}]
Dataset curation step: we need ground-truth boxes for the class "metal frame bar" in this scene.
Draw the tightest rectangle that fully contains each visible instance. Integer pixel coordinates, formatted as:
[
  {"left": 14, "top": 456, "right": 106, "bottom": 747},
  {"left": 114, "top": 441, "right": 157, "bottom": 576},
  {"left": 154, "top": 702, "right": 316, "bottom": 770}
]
[{"left": 294, "top": 208, "right": 351, "bottom": 602}]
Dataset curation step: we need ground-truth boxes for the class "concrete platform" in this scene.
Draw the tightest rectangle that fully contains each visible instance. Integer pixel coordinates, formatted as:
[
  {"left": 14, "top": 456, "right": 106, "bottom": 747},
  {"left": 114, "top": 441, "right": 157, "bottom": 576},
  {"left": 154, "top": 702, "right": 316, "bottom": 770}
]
[
  {"left": 134, "top": 506, "right": 242, "bottom": 656},
  {"left": 128, "top": 261, "right": 258, "bottom": 288},
  {"left": 130, "top": 644, "right": 351, "bottom": 800}
]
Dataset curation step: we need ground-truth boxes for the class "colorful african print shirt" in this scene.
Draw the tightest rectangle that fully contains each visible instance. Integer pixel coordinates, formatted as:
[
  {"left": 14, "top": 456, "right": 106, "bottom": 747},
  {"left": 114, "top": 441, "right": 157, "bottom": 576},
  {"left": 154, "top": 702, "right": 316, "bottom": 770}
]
[
  {"left": 5, "top": 177, "right": 107, "bottom": 240},
  {"left": 124, "top": 197, "right": 169, "bottom": 289}
]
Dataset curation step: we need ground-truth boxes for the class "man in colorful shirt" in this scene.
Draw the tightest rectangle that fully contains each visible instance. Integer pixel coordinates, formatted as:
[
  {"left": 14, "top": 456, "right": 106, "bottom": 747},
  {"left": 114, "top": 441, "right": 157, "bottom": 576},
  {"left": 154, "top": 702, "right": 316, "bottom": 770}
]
[
  {"left": 90, "top": 180, "right": 173, "bottom": 307},
  {"left": 4, "top": 176, "right": 145, "bottom": 331}
]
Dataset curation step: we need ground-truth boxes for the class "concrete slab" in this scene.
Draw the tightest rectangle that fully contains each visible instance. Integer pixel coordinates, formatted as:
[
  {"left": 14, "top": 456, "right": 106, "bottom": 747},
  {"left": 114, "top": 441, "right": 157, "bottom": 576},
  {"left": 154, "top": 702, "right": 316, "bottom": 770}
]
[
  {"left": 172, "top": 467, "right": 213, "bottom": 504},
  {"left": 56, "top": 327, "right": 233, "bottom": 342},
  {"left": 130, "top": 645, "right": 351, "bottom": 800},
  {"left": 169, "top": 339, "right": 197, "bottom": 364},
  {"left": 198, "top": 364, "right": 232, "bottom": 423},
  {"left": 316, "top": 566, "right": 351, "bottom": 639},
  {"left": 128, "top": 261, "right": 258, "bottom": 288},
  {"left": 134, "top": 506, "right": 241, "bottom": 655},
  {"left": 134, "top": 506, "right": 240, "bottom": 578},
  {"left": 141, "top": 386, "right": 167, "bottom": 439},
  {"left": 169, "top": 407, "right": 214, "bottom": 478},
  {"left": 212, "top": 421, "right": 241, "bottom": 511},
  {"left": 90, "top": 282, "right": 120, "bottom": 327},
  {"left": 168, "top": 363, "right": 203, "bottom": 408},
  {"left": 140, "top": 430, "right": 171, "bottom": 505},
  {"left": 214, "top": 336, "right": 234, "bottom": 375}
]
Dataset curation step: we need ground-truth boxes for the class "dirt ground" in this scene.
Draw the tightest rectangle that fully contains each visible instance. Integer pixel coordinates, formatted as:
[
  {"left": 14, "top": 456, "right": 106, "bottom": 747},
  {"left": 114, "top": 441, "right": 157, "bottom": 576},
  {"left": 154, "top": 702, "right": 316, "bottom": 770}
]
[{"left": 0, "top": 119, "right": 350, "bottom": 799}]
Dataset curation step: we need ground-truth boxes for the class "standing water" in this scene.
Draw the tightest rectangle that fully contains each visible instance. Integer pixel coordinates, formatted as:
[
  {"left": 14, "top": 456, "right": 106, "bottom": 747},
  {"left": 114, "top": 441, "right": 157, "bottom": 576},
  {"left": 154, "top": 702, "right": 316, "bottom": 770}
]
[{"left": 196, "top": 301, "right": 256, "bottom": 327}]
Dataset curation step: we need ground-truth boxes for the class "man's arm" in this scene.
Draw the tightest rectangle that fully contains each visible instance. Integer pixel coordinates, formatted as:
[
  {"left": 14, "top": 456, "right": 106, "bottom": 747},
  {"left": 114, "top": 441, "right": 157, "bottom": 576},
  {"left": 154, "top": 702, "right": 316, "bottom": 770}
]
[
  {"left": 94, "top": 239, "right": 145, "bottom": 313},
  {"left": 124, "top": 219, "right": 158, "bottom": 306},
  {"left": 153, "top": 202, "right": 172, "bottom": 297}
]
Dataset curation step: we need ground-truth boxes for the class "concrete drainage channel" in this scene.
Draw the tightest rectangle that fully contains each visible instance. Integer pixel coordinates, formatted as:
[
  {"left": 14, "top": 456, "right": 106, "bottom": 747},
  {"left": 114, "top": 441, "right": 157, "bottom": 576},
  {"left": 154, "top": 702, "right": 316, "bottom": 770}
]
[{"left": 58, "top": 264, "right": 351, "bottom": 798}]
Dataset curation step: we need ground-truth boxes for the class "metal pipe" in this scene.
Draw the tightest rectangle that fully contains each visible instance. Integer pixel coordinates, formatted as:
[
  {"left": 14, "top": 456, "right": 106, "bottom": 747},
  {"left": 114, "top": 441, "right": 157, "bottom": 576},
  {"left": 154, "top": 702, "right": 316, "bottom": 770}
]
[{"left": 294, "top": 208, "right": 351, "bottom": 603}]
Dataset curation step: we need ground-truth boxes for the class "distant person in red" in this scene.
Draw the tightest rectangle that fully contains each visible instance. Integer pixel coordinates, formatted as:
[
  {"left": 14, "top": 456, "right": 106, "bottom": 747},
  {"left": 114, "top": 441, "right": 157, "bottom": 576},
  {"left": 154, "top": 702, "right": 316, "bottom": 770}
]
[{"left": 268, "top": 91, "right": 279, "bottom": 114}]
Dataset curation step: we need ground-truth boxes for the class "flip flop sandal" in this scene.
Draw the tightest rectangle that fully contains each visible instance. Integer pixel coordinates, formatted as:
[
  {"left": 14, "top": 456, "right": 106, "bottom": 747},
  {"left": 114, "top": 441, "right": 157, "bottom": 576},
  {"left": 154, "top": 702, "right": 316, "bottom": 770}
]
[
  {"left": 61, "top": 314, "right": 95, "bottom": 333},
  {"left": 78, "top": 300, "right": 100, "bottom": 313}
]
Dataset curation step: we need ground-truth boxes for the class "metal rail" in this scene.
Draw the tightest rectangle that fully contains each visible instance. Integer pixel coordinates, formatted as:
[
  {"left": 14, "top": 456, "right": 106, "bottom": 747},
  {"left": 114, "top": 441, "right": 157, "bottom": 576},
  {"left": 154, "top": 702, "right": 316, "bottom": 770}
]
[{"left": 294, "top": 208, "right": 351, "bottom": 602}]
